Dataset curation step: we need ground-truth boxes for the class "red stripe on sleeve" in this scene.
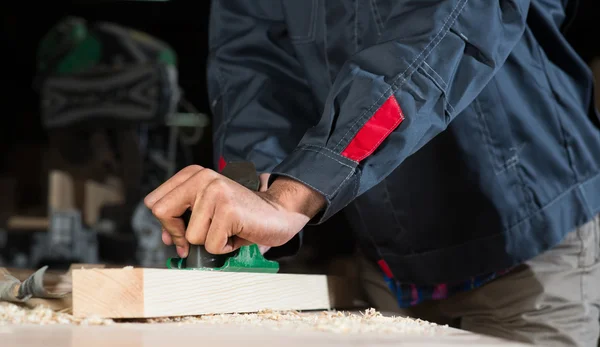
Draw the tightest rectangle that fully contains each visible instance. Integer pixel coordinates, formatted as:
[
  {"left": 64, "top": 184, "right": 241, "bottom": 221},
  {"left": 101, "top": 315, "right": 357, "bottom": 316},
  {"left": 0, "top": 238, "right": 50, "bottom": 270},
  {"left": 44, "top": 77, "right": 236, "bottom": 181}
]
[
  {"left": 341, "top": 95, "right": 404, "bottom": 162},
  {"left": 218, "top": 156, "right": 227, "bottom": 172},
  {"left": 377, "top": 259, "right": 395, "bottom": 279}
]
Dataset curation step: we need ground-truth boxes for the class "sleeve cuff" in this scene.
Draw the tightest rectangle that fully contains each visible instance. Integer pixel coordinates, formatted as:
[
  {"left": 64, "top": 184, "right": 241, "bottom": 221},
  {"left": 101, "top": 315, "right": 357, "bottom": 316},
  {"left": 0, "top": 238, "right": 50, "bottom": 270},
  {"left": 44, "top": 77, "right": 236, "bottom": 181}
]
[{"left": 269, "top": 145, "right": 359, "bottom": 224}]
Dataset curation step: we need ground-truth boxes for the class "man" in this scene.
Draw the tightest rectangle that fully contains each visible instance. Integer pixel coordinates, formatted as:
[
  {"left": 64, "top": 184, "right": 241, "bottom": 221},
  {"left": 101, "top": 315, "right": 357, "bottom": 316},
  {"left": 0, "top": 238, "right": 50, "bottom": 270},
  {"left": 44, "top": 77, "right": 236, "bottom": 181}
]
[{"left": 144, "top": 1, "right": 600, "bottom": 345}]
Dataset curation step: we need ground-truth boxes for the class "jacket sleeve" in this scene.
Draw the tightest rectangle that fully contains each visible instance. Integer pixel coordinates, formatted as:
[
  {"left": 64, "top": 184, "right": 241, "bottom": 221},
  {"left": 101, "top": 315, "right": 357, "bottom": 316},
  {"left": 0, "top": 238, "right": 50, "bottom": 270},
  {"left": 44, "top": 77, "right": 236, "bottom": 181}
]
[
  {"left": 269, "top": 0, "right": 531, "bottom": 223},
  {"left": 207, "top": 0, "right": 318, "bottom": 174}
]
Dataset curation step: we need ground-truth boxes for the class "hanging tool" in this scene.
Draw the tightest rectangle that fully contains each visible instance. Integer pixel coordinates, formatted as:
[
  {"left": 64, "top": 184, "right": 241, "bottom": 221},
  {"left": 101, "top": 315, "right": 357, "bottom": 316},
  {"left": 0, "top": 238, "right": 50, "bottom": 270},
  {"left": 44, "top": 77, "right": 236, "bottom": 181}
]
[{"left": 167, "top": 162, "right": 279, "bottom": 273}]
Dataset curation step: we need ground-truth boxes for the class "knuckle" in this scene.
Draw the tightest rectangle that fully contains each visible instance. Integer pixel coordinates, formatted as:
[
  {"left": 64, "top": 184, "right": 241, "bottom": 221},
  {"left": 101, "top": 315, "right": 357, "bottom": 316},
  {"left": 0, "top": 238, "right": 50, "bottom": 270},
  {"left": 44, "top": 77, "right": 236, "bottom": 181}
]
[
  {"left": 143, "top": 196, "right": 153, "bottom": 208},
  {"left": 151, "top": 204, "right": 168, "bottom": 218},
  {"left": 204, "top": 241, "right": 220, "bottom": 255},
  {"left": 186, "top": 232, "right": 202, "bottom": 245},
  {"left": 207, "top": 179, "right": 227, "bottom": 195},
  {"left": 171, "top": 234, "right": 187, "bottom": 244},
  {"left": 222, "top": 204, "right": 239, "bottom": 220},
  {"left": 180, "top": 165, "right": 203, "bottom": 175},
  {"left": 196, "top": 168, "right": 218, "bottom": 182}
]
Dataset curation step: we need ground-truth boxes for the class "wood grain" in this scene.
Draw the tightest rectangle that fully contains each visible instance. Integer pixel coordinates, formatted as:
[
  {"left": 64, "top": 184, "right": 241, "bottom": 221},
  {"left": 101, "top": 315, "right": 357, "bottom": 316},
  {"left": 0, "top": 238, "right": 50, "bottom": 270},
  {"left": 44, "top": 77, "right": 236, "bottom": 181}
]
[
  {"left": 72, "top": 268, "right": 336, "bottom": 318},
  {"left": 73, "top": 269, "right": 144, "bottom": 318}
]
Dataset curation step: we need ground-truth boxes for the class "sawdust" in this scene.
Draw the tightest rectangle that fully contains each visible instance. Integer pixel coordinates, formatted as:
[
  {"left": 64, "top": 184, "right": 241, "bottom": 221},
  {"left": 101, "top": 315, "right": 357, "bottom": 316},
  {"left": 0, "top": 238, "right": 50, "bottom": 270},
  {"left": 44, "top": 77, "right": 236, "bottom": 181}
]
[
  {"left": 141, "top": 308, "right": 447, "bottom": 335},
  {"left": 0, "top": 303, "right": 445, "bottom": 335},
  {"left": 0, "top": 303, "right": 112, "bottom": 326}
]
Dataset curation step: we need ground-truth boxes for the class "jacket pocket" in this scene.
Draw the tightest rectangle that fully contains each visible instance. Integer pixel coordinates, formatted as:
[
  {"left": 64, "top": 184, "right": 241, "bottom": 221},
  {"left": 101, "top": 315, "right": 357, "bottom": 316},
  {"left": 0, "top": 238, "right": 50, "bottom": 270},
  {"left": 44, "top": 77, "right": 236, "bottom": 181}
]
[
  {"left": 470, "top": 77, "right": 536, "bottom": 222},
  {"left": 282, "top": 0, "right": 318, "bottom": 43},
  {"left": 472, "top": 81, "right": 522, "bottom": 176}
]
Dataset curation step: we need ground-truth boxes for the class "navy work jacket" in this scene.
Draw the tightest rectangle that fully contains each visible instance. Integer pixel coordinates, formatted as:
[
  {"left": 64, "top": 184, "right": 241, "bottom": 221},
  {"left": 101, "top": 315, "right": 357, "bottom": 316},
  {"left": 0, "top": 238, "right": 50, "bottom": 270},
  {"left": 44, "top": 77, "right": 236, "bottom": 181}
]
[{"left": 207, "top": 0, "right": 600, "bottom": 285}]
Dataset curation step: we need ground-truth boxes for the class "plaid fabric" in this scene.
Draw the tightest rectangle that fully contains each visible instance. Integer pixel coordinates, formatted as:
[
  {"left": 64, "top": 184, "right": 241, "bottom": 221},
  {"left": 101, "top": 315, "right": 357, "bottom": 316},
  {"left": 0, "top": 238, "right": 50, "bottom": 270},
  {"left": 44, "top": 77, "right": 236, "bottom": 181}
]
[{"left": 380, "top": 262, "right": 514, "bottom": 308}]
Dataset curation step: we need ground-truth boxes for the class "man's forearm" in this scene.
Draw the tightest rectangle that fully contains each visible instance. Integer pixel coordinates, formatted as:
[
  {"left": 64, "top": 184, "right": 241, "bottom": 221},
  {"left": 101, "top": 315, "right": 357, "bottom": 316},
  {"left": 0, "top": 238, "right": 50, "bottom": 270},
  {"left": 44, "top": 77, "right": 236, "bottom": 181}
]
[{"left": 264, "top": 176, "right": 326, "bottom": 219}]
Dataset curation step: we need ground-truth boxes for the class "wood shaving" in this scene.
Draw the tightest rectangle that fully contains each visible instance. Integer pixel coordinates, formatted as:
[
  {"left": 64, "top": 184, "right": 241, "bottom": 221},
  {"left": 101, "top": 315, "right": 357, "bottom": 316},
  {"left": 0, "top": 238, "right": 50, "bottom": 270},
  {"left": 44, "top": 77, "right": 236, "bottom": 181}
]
[
  {"left": 0, "top": 303, "right": 112, "bottom": 326},
  {"left": 140, "top": 308, "right": 447, "bottom": 335},
  {"left": 0, "top": 303, "right": 445, "bottom": 335}
]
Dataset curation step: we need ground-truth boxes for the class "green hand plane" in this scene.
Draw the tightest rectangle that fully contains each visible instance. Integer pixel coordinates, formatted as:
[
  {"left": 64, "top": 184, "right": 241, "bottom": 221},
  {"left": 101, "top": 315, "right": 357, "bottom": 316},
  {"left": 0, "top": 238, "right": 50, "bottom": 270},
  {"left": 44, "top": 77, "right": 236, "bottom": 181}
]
[{"left": 167, "top": 162, "right": 279, "bottom": 273}]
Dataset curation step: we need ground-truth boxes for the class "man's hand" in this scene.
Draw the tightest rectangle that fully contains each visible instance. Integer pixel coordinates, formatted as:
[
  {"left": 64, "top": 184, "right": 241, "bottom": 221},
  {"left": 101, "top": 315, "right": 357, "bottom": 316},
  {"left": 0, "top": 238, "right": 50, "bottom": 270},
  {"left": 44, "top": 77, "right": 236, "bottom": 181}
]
[
  {"left": 144, "top": 165, "right": 325, "bottom": 257},
  {"left": 258, "top": 173, "right": 272, "bottom": 255},
  {"left": 259, "top": 173, "right": 270, "bottom": 192}
]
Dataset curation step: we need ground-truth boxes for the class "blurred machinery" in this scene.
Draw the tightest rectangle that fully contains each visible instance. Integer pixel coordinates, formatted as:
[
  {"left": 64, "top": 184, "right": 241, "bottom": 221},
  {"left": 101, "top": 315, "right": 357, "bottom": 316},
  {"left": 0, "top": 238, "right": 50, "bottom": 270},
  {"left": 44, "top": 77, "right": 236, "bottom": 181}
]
[{"left": 0, "top": 16, "right": 208, "bottom": 269}]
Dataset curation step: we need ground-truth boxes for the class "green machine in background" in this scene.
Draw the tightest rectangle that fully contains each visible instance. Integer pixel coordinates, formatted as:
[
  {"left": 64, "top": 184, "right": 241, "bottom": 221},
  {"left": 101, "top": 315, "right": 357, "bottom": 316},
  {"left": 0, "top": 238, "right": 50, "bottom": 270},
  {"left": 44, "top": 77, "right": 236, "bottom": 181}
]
[
  {"left": 36, "top": 16, "right": 180, "bottom": 128},
  {"left": 32, "top": 16, "right": 208, "bottom": 268},
  {"left": 33, "top": 16, "right": 273, "bottom": 272}
]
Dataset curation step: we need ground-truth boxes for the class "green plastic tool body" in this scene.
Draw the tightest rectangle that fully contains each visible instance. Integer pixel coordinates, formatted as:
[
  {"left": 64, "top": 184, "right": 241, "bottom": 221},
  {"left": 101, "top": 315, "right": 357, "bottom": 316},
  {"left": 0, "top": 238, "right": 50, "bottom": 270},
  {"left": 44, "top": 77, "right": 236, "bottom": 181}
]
[
  {"left": 166, "top": 162, "right": 279, "bottom": 273},
  {"left": 167, "top": 244, "right": 279, "bottom": 273}
]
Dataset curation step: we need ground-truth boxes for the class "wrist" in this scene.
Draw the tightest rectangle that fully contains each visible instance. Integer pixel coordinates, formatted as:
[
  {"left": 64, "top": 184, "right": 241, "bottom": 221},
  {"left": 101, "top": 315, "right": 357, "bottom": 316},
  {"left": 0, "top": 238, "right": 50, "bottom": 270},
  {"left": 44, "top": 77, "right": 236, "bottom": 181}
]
[{"left": 264, "top": 176, "right": 326, "bottom": 219}]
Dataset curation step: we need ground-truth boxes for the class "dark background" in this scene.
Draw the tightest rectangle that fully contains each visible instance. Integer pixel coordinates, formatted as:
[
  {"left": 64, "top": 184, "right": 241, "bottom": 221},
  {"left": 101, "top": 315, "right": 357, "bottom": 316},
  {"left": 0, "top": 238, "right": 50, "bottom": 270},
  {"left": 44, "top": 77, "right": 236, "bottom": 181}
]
[
  {"left": 1, "top": 1, "right": 215, "bottom": 213},
  {"left": 2, "top": 0, "right": 598, "bottom": 171}
]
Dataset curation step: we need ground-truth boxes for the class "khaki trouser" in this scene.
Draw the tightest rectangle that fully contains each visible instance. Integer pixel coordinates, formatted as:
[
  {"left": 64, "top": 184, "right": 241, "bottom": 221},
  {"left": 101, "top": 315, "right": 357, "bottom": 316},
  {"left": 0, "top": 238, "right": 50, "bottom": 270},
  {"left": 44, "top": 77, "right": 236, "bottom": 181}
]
[{"left": 359, "top": 215, "right": 600, "bottom": 346}]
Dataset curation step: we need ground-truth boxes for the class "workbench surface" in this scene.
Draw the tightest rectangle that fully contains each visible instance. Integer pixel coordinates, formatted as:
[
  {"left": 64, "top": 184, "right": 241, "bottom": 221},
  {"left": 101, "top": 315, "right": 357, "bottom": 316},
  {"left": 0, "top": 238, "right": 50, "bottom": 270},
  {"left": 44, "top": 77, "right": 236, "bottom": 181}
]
[
  {"left": 3, "top": 321, "right": 527, "bottom": 346},
  {"left": 1, "top": 302, "right": 527, "bottom": 346}
]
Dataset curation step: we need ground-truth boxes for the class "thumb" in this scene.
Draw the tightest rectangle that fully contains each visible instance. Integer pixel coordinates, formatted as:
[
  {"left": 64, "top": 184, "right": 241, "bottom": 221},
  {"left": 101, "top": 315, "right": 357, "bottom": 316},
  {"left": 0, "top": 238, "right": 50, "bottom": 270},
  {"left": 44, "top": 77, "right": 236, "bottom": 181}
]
[{"left": 259, "top": 173, "right": 271, "bottom": 192}]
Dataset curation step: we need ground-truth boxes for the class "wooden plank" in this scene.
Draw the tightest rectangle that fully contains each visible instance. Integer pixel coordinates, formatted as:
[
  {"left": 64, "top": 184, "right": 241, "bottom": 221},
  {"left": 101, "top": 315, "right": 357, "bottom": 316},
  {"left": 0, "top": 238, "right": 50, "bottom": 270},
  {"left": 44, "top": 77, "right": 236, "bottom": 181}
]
[
  {"left": 72, "top": 268, "right": 339, "bottom": 318},
  {"left": 6, "top": 216, "right": 49, "bottom": 230},
  {"left": 83, "top": 177, "right": 124, "bottom": 226},
  {"left": 48, "top": 170, "right": 75, "bottom": 211}
]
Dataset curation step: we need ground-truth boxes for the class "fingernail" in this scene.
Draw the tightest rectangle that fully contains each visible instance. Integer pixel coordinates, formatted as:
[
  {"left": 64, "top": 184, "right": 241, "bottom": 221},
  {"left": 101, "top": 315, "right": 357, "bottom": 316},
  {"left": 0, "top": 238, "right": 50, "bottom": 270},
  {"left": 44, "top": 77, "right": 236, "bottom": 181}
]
[{"left": 177, "top": 246, "right": 187, "bottom": 258}]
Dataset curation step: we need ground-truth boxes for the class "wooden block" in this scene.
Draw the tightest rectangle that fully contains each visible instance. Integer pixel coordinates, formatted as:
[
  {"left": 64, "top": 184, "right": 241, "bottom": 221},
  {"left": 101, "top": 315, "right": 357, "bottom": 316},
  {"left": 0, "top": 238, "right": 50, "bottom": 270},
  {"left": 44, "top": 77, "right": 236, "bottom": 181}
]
[
  {"left": 6, "top": 216, "right": 49, "bottom": 230},
  {"left": 48, "top": 170, "right": 75, "bottom": 211},
  {"left": 83, "top": 177, "right": 124, "bottom": 226},
  {"left": 66, "top": 264, "right": 106, "bottom": 276},
  {"left": 72, "top": 268, "right": 337, "bottom": 318}
]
